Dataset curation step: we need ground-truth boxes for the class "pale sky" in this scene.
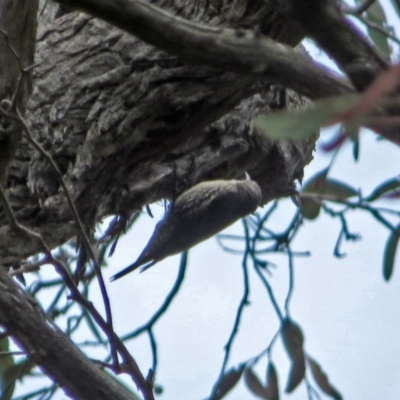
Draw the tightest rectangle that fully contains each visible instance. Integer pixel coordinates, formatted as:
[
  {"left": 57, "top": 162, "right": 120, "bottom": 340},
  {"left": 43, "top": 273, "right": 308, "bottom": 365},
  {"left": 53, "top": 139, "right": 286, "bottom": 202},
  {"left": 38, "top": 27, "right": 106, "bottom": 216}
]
[{"left": 104, "top": 131, "right": 400, "bottom": 400}]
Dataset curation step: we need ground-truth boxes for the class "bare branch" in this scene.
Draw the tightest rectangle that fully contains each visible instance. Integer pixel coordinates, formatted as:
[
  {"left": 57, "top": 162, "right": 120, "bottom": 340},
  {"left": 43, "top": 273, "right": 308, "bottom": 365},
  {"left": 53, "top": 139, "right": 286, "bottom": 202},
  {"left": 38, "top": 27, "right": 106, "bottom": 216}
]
[{"left": 0, "top": 266, "right": 136, "bottom": 400}]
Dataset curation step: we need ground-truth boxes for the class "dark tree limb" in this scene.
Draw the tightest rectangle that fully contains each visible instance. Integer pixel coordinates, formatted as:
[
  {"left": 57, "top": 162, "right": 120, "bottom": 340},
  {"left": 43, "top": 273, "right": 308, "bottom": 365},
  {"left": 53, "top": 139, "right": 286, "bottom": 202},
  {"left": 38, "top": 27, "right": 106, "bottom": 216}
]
[
  {"left": 53, "top": 0, "right": 353, "bottom": 99},
  {"left": 281, "top": 0, "right": 387, "bottom": 90}
]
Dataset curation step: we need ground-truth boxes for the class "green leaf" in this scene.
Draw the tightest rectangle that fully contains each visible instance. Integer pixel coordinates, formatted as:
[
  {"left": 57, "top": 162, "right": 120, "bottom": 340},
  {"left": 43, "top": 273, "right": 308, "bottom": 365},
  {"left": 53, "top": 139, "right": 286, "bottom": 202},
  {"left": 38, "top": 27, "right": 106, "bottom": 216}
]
[
  {"left": 254, "top": 94, "right": 360, "bottom": 140},
  {"left": 302, "top": 168, "right": 330, "bottom": 193},
  {"left": 365, "top": 2, "right": 391, "bottom": 58},
  {"left": 300, "top": 168, "right": 358, "bottom": 219},
  {"left": 350, "top": 134, "right": 360, "bottom": 161},
  {"left": 300, "top": 168, "right": 329, "bottom": 220},
  {"left": 342, "top": 122, "right": 360, "bottom": 161},
  {"left": 366, "top": 177, "right": 400, "bottom": 201},
  {"left": 383, "top": 224, "right": 400, "bottom": 281},
  {"left": 210, "top": 364, "right": 246, "bottom": 400},
  {"left": 281, "top": 319, "right": 305, "bottom": 393},
  {"left": 307, "top": 356, "right": 342, "bottom": 400},
  {"left": 323, "top": 179, "right": 358, "bottom": 199},
  {"left": 244, "top": 368, "right": 269, "bottom": 399}
]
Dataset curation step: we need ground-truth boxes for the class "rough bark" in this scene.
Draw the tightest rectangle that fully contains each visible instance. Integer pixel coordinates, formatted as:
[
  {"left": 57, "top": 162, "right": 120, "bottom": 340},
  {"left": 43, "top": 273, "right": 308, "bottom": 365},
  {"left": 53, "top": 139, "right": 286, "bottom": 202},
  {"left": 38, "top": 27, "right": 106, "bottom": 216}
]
[
  {"left": 0, "top": 0, "right": 318, "bottom": 267},
  {"left": 0, "top": 0, "right": 38, "bottom": 184},
  {"left": 54, "top": 0, "right": 353, "bottom": 99}
]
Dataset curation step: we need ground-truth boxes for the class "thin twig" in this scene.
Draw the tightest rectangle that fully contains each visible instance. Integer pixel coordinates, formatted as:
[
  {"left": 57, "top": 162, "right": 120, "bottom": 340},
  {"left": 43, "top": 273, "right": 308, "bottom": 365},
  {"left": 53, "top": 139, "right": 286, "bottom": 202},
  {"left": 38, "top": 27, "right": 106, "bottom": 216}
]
[
  {"left": 284, "top": 248, "right": 294, "bottom": 316},
  {"left": 0, "top": 181, "right": 153, "bottom": 399},
  {"left": 221, "top": 220, "right": 251, "bottom": 372},
  {"left": 0, "top": 29, "right": 24, "bottom": 71},
  {"left": 0, "top": 183, "right": 52, "bottom": 253},
  {"left": 209, "top": 221, "right": 251, "bottom": 399},
  {"left": 301, "top": 192, "right": 400, "bottom": 233},
  {"left": 148, "top": 328, "right": 158, "bottom": 375},
  {"left": 123, "top": 252, "right": 188, "bottom": 341},
  {"left": 9, "top": 105, "right": 118, "bottom": 367},
  {"left": 253, "top": 262, "right": 283, "bottom": 321},
  {"left": 354, "top": 15, "right": 400, "bottom": 46},
  {"left": 247, "top": 208, "right": 285, "bottom": 321},
  {"left": 0, "top": 351, "right": 25, "bottom": 356}
]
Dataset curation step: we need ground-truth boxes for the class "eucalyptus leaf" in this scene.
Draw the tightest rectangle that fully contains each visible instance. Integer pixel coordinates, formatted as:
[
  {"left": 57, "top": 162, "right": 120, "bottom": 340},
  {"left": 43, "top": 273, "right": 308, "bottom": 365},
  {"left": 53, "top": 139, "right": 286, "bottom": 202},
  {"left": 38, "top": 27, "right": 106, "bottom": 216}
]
[
  {"left": 281, "top": 319, "right": 305, "bottom": 393},
  {"left": 307, "top": 356, "right": 342, "bottom": 400},
  {"left": 209, "top": 364, "right": 246, "bottom": 400},
  {"left": 366, "top": 177, "right": 400, "bottom": 201},
  {"left": 244, "top": 368, "right": 269, "bottom": 399},
  {"left": 300, "top": 168, "right": 329, "bottom": 220},
  {"left": 254, "top": 94, "right": 360, "bottom": 140},
  {"left": 383, "top": 224, "right": 400, "bottom": 281},
  {"left": 365, "top": 2, "right": 391, "bottom": 58}
]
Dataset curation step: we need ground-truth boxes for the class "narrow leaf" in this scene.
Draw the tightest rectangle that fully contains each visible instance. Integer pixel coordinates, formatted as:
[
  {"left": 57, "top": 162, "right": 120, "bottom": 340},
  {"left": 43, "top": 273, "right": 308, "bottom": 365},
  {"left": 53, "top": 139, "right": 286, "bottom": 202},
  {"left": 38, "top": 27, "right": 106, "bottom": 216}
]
[
  {"left": 210, "top": 364, "right": 246, "bottom": 400},
  {"left": 281, "top": 319, "right": 305, "bottom": 393},
  {"left": 300, "top": 168, "right": 329, "bottom": 220},
  {"left": 244, "top": 368, "right": 269, "bottom": 399},
  {"left": 350, "top": 134, "right": 360, "bottom": 161},
  {"left": 323, "top": 179, "right": 358, "bottom": 199},
  {"left": 266, "top": 362, "right": 279, "bottom": 400},
  {"left": 281, "top": 320, "right": 304, "bottom": 359},
  {"left": 383, "top": 224, "right": 400, "bottom": 281},
  {"left": 342, "top": 121, "right": 360, "bottom": 161},
  {"left": 285, "top": 354, "right": 305, "bottom": 393},
  {"left": 366, "top": 177, "right": 400, "bottom": 201},
  {"left": 254, "top": 94, "right": 360, "bottom": 140},
  {"left": 365, "top": 2, "right": 391, "bottom": 58},
  {"left": 302, "top": 168, "right": 329, "bottom": 194},
  {"left": 307, "top": 356, "right": 343, "bottom": 400}
]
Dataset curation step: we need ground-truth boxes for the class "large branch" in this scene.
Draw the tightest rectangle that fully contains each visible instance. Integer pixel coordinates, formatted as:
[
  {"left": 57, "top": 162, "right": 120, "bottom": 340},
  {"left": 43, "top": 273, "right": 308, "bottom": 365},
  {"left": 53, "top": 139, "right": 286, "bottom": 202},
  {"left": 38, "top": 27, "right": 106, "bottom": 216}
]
[
  {"left": 54, "top": 0, "right": 353, "bottom": 99},
  {"left": 281, "top": 0, "right": 387, "bottom": 90}
]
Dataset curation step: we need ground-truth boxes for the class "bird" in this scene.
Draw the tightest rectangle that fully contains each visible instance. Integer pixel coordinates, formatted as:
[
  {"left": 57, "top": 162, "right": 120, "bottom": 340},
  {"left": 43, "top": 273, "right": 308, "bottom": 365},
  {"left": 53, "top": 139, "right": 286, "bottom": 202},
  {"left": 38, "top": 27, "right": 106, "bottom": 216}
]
[{"left": 111, "top": 176, "right": 262, "bottom": 281}]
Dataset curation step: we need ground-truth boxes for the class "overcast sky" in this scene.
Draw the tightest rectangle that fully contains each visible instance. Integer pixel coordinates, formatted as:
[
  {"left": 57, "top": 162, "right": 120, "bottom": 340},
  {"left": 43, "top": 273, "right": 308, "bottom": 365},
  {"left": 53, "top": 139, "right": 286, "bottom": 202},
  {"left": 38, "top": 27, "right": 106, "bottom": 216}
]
[{"left": 104, "top": 130, "right": 400, "bottom": 400}]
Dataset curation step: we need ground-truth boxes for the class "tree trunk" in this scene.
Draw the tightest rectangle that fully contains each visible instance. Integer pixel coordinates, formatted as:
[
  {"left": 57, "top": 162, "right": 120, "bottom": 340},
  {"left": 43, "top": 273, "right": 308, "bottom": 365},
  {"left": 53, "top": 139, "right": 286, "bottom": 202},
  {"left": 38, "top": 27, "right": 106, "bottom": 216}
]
[{"left": 1, "top": 0, "right": 315, "bottom": 266}]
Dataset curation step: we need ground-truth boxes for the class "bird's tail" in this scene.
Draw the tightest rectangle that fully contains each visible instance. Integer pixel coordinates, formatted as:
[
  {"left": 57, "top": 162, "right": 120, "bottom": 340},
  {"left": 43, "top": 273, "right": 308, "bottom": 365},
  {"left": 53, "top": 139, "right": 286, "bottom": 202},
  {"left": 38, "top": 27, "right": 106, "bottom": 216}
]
[{"left": 110, "top": 260, "right": 155, "bottom": 281}]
